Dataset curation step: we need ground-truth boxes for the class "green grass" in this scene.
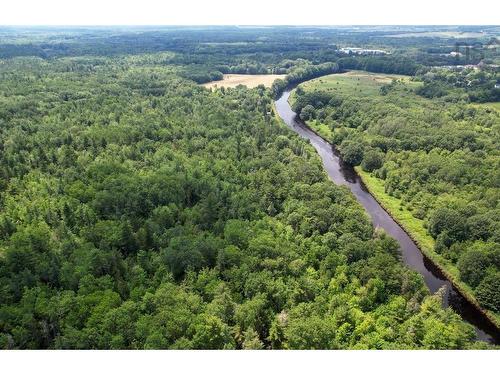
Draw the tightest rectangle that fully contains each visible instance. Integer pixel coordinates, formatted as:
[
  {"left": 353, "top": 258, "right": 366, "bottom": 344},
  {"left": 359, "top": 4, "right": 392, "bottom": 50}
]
[
  {"left": 307, "top": 120, "right": 334, "bottom": 140},
  {"left": 356, "top": 167, "right": 500, "bottom": 328},
  {"left": 356, "top": 168, "right": 436, "bottom": 251},
  {"left": 297, "top": 70, "right": 421, "bottom": 97},
  {"left": 472, "top": 101, "right": 500, "bottom": 112}
]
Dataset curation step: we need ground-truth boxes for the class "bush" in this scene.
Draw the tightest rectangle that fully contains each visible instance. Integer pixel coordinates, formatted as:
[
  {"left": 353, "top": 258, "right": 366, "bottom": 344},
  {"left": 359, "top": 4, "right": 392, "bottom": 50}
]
[
  {"left": 428, "top": 208, "right": 468, "bottom": 242},
  {"left": 339, "top": 140, "right": 364, "bottom": 166},
  {"left": 299, "top": 105, "right": 316, "bottom": 121},
  {"left": 476, "top": 273, "right": 500, "bottom": 312},
  {"left": 361, "top": 149, "right": 384, "bottom": 172},
  {"left": 457, "top": 249, "right": 491, "bottom": 287}
]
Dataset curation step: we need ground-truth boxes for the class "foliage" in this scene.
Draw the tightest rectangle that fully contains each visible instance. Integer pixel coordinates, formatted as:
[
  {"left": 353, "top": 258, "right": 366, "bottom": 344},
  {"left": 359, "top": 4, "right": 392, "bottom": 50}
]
[
  {"left": 476, "top": 273, "right": 500, "bottom": 312},
  {"left": 361, "top": 150, "right": 384, "bottom": 172},
  {"left": 0, "top": 27, "right": 495, "bottom": 349},
  {"left": 339, "top": 140, "right": 365, "bottom": 166},
  {"left": 417, "top": 67, "right": 500, "bottom": 103}
]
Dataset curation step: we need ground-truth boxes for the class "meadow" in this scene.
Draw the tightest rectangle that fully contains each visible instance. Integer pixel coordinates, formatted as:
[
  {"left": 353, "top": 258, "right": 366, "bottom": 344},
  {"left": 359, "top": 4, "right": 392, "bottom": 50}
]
[{"left": 296, "top": 70, "right": 420, "bottom": 97}]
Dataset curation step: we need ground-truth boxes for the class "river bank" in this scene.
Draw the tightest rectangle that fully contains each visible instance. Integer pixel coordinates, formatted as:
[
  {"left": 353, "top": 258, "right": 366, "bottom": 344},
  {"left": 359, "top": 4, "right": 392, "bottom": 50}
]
[
  {"left": 356, "top": 167, "right": 500, "bottom": 331},
  {"left": 273, "top": 84, "right": 500, "bottom": 343}
]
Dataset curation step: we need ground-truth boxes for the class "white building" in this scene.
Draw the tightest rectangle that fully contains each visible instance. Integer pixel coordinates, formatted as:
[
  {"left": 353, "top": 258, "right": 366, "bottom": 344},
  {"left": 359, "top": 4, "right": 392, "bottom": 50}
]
[{"left": 339, "top": 47, "right": 389, "bottom": 56}]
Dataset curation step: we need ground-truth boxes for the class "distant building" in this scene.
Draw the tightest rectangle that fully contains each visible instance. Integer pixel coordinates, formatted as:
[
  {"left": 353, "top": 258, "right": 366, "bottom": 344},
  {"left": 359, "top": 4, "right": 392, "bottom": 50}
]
[
  {"left": 339, "top": 47, "right": 389, "bottom": 56},
  {"left": 436, "top": 64, "right": 479, "bottom": 70}
]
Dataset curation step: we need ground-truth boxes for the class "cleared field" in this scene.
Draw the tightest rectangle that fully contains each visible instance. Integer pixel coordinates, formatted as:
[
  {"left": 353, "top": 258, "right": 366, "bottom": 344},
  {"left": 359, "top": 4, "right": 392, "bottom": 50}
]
[
  {"left": 203, "top": 74, "right": 285, "bottom": 89},
  {"left": 472, "top": 101, "right": 500, "bottom": 112},
  {"left": 297, "top": 70, "right": 420, "bottom": 97},
  {"left": 387, "top": 31, "right": 486, "bottom": 38}
]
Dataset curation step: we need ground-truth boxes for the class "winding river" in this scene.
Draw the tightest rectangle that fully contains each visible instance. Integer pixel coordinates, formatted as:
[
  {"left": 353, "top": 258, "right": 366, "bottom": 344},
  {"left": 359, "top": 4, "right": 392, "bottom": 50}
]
[{"left": 275, "top": 87, "right": 499, "bottom": 344}]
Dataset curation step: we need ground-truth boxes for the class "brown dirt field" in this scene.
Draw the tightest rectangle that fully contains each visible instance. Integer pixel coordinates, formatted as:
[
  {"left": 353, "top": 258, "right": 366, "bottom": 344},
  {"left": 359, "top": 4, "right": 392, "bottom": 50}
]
[{"left": 202, "top": 74, "right": 286, "bottom": 89}]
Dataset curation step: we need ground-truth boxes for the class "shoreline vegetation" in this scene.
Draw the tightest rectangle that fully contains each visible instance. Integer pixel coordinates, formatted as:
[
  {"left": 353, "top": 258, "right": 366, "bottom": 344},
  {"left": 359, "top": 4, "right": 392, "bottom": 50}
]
[
  {"left": 283, "top": 72, "right": 500, "bottom": 331},
  {"left": 355, "top": 167, "right": 500, "bottom": 330}
]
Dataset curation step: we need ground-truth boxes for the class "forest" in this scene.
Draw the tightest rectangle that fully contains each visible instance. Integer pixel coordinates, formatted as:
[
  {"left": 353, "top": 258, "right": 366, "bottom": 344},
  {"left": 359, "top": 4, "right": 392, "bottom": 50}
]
[
  {"left": 0, "top": 26, "right": 499, "bottom": 349},
  {"left": 291, "top": 70, "right": 500, "bottom": 321}
]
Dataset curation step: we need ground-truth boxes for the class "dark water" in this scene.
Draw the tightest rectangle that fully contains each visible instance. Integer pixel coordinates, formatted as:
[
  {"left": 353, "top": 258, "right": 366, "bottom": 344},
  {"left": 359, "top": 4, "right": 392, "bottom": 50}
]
[{"left": 275, "top": 88, "right": 499, "bottom": 344}]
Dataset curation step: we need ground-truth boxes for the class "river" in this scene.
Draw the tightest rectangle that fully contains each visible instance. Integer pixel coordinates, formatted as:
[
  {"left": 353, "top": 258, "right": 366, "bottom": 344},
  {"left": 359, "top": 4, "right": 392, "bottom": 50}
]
[{"left": 275, "top": 87, "right": 499, "bottom": 344}]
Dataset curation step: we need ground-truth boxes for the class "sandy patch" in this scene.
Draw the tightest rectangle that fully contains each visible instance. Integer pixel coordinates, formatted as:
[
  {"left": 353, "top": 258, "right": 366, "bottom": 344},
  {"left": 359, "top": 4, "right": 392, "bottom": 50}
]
[{"left": 203, "top": 74, "right": 286, "bottom": 89}]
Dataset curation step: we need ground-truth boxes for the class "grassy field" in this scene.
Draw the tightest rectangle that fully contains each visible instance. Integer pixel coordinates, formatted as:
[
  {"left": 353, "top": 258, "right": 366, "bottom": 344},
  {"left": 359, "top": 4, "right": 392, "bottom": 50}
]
[
  {"left": 306, "top": 120, "right": 334, "bottom": 140},
  {"left": 472, "top": 101, "right": 500, "bottom": 112},
  {"left": 387, "top": 31, "right": 487, "bottom": 38},
  {"left": 296, "top": 70, "right": 420, "bottom": 97},
  {"left": 289, "top": 71, "right": 421, "bottom": 142},
  {"left": 203, "top": 74, "right": 285, "bottom": 89}
]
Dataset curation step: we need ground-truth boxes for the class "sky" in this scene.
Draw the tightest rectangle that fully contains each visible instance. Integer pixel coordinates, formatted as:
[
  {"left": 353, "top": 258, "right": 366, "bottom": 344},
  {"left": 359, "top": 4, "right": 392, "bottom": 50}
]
[{"left": 0, "top": 0, "right": 498, "bottom": 25}]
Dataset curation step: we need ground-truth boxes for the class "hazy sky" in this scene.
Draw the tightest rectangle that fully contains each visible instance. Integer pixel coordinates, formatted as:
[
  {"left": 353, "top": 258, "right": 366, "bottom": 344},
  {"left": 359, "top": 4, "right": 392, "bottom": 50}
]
[{"left": 1, "top": 0, "right": 498, "bottom": 25}]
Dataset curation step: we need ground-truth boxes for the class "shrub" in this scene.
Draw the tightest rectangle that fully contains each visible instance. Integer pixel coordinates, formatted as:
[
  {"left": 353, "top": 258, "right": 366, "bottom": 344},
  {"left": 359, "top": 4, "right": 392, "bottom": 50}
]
[
  {"left": 339, "top": 140, "right": 364, "bottom": 166},
  {"left": 476, "top": 273, "right": 500, "bottom": 312},
  {"left": 361, "top": 149, "right": 384, "bottom": 172}
]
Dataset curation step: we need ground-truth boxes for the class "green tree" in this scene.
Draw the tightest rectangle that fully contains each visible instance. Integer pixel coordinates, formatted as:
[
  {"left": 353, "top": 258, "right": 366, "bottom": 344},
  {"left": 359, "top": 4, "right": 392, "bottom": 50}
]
[
  {"left": 361, "top": 149, "right": 384, "bottom": 172},
  {"left": 242, "top": 328, "right": 264, "bottom": 349},
  {"left": 191, "top": 314, "right": 235, "bottom": 349},
  {"left": 299, "top": 105, "right": 315, "bottom": 121},
  {"left": 457, "top": 249, "right": 491, "bottom": 287},
  {"left": 339, "top": 140, "right": 364, "bottom": 166},
  {"left": 428, "top": 208, "right": 468, "bottom": 242},
  {"left": 476, "top": 273, "right": 500, "bottom": 312}
]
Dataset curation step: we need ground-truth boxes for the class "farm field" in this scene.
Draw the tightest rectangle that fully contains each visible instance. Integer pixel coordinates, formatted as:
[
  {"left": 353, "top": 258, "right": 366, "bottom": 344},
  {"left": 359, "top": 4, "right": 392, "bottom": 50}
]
[
  {"left": 387, "top": 31, "right": 487, "bottom": 38},
  {"left": 295, "top": 70, "right": 421, "bottom": 97},
  {"left": 203, "top": 74, "right": 286, "bottom": 89}
]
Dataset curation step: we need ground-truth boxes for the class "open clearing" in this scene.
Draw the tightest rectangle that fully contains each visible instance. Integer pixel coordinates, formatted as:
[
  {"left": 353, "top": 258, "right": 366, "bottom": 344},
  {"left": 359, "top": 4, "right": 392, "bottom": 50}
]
[
  {"left": 387, "top": 31, "right": 487, "bottom": 38},
  {"left": 203, "top": 74, "right": 286, "bottom": 89},
  {"left": 473, "top": 102, "right": 500, "bottom": 112},
  {"left": 296, "top": 70, "right": 421, "bottom": 97}
]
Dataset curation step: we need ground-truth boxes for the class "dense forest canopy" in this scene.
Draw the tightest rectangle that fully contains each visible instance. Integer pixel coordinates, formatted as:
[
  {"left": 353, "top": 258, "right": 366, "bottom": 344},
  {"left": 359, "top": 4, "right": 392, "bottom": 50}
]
[
  {"left": 0, "top": 26, "right": 498, "bottom": 349},
  {"left": 1, "top": 25, "right": 498, "bottom": 81}
]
